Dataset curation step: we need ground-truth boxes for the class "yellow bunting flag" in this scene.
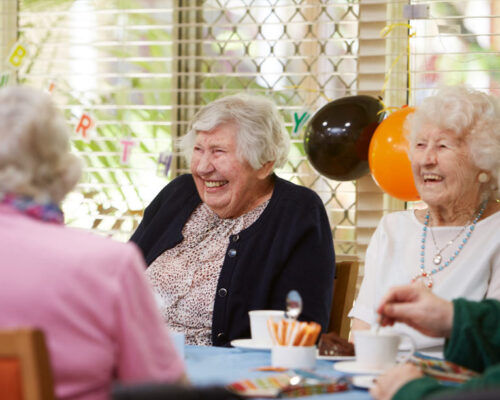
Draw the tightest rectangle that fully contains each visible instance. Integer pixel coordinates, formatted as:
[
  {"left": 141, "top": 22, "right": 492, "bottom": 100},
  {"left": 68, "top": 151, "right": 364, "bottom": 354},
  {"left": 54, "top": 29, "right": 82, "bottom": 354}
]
[{"left": 7, "top": 42, "right": 29, "bottom": 70}]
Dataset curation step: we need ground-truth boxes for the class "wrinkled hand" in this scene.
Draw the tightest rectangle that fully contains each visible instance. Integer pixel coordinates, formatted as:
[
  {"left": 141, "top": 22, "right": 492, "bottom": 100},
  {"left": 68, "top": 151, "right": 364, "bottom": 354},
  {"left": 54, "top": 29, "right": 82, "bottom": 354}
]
[
  {"left": 370, "top": 363, "right": 423, "bottom": 400},
  {"left": 377, "top": 283, "right": 453, "bottom": 338}
]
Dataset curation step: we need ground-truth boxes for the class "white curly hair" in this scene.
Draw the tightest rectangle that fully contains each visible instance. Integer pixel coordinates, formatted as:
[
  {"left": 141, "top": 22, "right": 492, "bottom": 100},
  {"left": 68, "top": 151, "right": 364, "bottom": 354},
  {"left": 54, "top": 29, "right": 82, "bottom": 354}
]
[
  {"left": 0, "top": 86, "right": 82, "bottom": 204},
  {"left": 407, "top": 85, "right": 500, "bottom": 200},
  {"left": 180, "top": 93, "right": 290, "bottom": 172}
]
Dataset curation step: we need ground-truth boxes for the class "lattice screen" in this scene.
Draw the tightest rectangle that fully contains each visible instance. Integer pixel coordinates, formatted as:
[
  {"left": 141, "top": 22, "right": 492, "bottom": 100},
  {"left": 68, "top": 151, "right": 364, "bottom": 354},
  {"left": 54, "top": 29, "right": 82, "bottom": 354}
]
[{"left": 16, "top": 0, "right": 361, "bottom": 255}]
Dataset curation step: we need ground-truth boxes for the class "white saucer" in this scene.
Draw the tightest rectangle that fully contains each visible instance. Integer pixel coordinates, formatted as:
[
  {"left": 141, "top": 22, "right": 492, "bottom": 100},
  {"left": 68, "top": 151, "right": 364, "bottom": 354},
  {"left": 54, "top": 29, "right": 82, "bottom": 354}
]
[
  {"left": 351, "top": 375, "right": 378, "bottom": 389},
  {"left": 333, "top": 360, "right": 387, "bottom": 375},
  {"left": 230, "top": 338, "right": 270, "bottom": 351}
]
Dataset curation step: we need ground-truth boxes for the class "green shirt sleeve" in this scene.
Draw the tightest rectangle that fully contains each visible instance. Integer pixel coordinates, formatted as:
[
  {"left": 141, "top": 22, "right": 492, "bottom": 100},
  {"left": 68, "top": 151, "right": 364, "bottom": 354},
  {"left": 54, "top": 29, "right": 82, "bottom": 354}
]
[
  {"left": 445, "top": 298, "right": 500, "bottom": 372},
  {"left": 395, "top": 365, "right": 500, "bottom": 400},
  {"left": 394, "top": 298, "right": 500, "bottom": 399},
  {"left": 393, "top": 377, "right": 449, "bottom": 400}
]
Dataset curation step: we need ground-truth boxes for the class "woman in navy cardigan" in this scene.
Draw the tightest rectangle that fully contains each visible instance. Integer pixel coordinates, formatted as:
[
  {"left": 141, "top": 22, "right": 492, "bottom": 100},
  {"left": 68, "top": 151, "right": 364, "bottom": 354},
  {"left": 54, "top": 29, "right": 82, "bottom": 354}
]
[{"left": 131, "top": 94, "right": 335, "bottom": 347}]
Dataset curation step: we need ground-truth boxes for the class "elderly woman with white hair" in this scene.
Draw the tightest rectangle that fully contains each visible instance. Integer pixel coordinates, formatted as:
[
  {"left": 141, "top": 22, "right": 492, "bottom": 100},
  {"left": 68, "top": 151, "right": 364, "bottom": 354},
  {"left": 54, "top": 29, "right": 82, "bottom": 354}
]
[
  {"left": 349, "top": 86, "right": 500, "bottom": 351},
  {"left": 131, "top": 94, "right": 336, "bottom": 347},
  {"left": 0, "top": 86, "right": 186, "bottom": 399}
]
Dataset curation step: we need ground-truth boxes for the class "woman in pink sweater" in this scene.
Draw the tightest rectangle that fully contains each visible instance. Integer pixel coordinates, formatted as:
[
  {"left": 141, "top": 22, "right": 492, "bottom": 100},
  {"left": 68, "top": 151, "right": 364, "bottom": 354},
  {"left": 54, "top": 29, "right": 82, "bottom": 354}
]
[{"left": 0, "top": 86, "right": 186, "bottom": 400}]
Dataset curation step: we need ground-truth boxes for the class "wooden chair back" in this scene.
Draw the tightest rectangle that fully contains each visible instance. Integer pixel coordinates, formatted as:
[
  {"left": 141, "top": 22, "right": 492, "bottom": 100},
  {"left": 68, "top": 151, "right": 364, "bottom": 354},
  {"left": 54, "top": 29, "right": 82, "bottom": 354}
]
[
  {"left": 0, "top": 329, "right": 55, "bottom": 400},
  {"left": 328, "top": 257, "right": 359, "bottom": 340}
]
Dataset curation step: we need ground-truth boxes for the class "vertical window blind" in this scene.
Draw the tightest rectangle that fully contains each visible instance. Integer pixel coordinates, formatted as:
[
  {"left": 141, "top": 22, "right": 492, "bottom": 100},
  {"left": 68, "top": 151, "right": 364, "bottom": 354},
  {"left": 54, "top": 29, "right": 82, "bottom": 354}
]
[
  {"left": 409, "top": 0, "right": 500, "bottom": 100},
  {"left": 387, "top": 0, "right": 500, "bottom": 214},
  {"left": 10, "top": 0, "right": 499, "bottom": 260},
  {"left": 353, "top": 0, "right": 500, "bottom": 281},
  {"left": 15, "top": 0, "right": 362, "bottom": 257}
]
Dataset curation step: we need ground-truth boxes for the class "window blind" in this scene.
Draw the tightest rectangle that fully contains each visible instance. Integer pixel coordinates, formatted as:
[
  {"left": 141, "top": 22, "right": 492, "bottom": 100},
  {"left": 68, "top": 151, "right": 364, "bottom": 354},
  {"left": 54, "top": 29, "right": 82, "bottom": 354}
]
[
  {"left": 408, "top": 0, "right": 500, "bottom": 100},
  {"left": 8, "top": 0, "right": 498, "bottom": 274},
  {"left": 12, "top": 1, "right": 500, "bottom": 257},
  {"left": 14, "top": 0, "right": 362, "bottom": 258}
]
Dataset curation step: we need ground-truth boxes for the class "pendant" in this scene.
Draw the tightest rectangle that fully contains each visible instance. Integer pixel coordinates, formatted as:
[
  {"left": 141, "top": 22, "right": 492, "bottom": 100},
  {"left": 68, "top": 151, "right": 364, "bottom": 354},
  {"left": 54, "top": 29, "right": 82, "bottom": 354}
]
[{"left": 433, "top": 254, "right": 442, "bottom": 265}]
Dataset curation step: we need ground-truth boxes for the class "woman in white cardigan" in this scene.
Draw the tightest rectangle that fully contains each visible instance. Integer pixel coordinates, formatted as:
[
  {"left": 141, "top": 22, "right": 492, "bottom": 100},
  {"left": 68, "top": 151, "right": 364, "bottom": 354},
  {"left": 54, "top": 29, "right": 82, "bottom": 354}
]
[{"left": 349, "top": 86, "right": 500, "bottom": 350}]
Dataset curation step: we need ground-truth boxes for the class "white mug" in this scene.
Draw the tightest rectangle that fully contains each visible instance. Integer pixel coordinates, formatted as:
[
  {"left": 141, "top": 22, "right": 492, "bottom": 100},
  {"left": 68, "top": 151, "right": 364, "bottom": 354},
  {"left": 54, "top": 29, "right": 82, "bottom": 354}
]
[
  {"left": 353, "top": 330, "right": 415, "bottom": 370},
  {"left": 248, "top": 310, "right": 285, "bottom": 345}
]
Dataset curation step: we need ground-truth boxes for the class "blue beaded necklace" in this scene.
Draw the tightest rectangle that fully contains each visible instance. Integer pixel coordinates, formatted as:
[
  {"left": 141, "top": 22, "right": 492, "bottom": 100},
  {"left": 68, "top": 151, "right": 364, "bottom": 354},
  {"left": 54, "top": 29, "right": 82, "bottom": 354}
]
[{"left": 412, "top": 201, "right": 487, "bottom": 289}]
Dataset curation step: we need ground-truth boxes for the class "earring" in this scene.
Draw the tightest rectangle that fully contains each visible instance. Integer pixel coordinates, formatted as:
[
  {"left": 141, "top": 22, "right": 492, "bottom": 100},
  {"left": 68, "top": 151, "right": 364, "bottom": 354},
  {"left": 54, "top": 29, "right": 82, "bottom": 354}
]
[{"left": 478, "top": 172, "right": 490, "bottom": 183}]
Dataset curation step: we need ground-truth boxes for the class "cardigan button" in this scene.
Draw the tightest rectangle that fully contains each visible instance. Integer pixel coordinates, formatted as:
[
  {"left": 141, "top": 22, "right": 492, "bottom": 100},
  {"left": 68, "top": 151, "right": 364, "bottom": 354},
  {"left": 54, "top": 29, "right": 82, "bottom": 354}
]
[
  {"left": 217, "top": 332, "right": 226, "bottom": 341},
  {"left": 232, "top": 234, "right": 240, "bottom": 242},
  {"left": 218, "top": 288, "right": 227, "bottom": 297},
  {"left": 228, "top": 248, "right": 237, "bottom": 257}
]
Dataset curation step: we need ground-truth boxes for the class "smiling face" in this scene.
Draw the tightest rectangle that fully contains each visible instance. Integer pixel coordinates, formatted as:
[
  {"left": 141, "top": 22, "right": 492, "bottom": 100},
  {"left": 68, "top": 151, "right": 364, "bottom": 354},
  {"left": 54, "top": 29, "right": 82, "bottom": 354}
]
[
  {"left": 190, "top": 123, "right": 274, "bottom": 219},
  {"left": 409, "top": 125, "right": 482, "bottom": 214}
]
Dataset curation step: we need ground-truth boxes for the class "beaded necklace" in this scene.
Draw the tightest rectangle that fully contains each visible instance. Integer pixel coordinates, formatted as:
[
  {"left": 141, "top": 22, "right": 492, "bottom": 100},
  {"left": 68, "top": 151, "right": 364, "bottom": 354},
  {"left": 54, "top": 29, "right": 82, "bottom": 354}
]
[
  {"left": 412, "top": 201, "right": 487, "bottom": 289},
  {"left": 428, "top": 222, "right": 469, "bottom": 265}
]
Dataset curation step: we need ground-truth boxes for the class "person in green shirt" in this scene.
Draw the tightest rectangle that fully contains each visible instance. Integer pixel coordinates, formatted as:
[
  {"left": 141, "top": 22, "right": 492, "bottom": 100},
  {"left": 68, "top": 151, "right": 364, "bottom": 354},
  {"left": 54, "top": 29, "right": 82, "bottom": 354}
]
[{"left": 370, "top": 284, "right": 500, "bottom": 400}]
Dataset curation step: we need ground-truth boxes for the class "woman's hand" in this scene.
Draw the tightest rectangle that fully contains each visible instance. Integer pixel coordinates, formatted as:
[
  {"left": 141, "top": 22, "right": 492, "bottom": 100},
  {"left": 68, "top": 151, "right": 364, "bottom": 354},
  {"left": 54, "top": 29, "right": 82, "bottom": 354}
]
[
  {"left": 377, "top": 283, "right": 454, "bottom": 338},
  {"left": 370, "top": 363, "right": 423, "bottom": 400}
]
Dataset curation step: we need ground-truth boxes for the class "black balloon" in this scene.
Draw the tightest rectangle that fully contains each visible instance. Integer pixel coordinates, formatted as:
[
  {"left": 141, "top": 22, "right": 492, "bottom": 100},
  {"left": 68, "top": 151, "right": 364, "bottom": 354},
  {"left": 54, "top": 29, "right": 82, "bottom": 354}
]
[{"left": 304, "top": 95, "right": 384, "bottom": 181}]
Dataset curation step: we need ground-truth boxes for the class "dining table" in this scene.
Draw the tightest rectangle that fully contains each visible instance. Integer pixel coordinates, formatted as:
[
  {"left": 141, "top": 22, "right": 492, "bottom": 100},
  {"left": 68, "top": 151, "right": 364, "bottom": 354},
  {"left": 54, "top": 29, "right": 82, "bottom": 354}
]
[{"left": 184, "top": 344, "right": 372, "bottom": 399}]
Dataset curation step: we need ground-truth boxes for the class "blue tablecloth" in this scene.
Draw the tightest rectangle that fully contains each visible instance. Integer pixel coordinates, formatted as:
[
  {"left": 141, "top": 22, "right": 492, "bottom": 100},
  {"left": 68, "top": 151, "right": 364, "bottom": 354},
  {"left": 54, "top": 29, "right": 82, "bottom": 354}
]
[{"left": 185, "top": 345, "right": 372, "bottom": 399}]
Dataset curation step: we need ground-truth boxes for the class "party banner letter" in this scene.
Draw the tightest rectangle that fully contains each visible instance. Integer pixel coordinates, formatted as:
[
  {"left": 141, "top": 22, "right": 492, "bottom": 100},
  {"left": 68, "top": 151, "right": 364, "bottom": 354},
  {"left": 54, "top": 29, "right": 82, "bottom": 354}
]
[
  {"left": 75, "top": 113, "right": 94, "bottom": 139},
  {"left": 292, "top": 111, "right": 310, "bottom": 136},
  {"left": 120, "top": 139, "right": 136, "bottom": 164},
  {"left": 7, "top": 43, "right": 28, "bottom": 69},
  {"left": 0, "top": 73, "right": 9, "bottom": 87},
  {"left": 47, "top": 81, "right": 56, "bottom": 94},
  {"left": 158, "top": 151, "right": 173, "bottom": 176}
]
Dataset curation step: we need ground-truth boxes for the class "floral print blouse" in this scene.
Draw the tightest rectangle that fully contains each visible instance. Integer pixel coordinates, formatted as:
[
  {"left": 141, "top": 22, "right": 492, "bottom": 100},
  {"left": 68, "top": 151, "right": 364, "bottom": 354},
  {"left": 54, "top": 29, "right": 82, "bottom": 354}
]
[{"left": 146, "top": 200, "right": 269, "bottom": 345}]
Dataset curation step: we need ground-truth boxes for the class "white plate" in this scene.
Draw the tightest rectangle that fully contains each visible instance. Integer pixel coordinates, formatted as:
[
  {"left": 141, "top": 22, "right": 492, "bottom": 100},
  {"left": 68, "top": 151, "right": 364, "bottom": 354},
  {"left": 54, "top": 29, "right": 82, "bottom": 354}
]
[
  {"left": 316, "top": 352, "right": 355, "bottom": 361},
  {"left": 419, "top": 350, "right": 444, "bottom": 359},
  {"left": 318, "top": 355, "right": 355, "bottom": 361},
  {"left": 351, "top": 375, "right": 377, "bottom": 389},
  {"left": 230, "top": 338, "right": 270, "bottom": 351},
  {"left": 333, "top": 360, "right": 388, "bottom": 375}
]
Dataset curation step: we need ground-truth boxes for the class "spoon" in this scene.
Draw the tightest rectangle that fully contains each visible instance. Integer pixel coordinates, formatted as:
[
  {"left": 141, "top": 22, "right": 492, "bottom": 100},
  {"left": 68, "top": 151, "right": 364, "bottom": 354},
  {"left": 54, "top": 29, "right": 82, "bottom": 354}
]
[
  {"left": 371, "top": 314, "right": 381, "bottom": 334},
  {"left": 370, "top": 321, "right": 380, "bottom": 334},
  {"left": 285, "top": 290, "right": 303, "bottom": 320},
  {"left": 288, "top": 375, "right": 304, "bottom": 386}
]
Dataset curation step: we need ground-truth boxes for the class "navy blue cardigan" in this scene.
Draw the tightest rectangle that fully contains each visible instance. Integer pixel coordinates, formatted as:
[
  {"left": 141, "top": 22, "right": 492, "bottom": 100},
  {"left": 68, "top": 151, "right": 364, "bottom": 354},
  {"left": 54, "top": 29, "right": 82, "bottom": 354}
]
[{"left": 131, "top": 174, "right": 336, "bottom": 346}]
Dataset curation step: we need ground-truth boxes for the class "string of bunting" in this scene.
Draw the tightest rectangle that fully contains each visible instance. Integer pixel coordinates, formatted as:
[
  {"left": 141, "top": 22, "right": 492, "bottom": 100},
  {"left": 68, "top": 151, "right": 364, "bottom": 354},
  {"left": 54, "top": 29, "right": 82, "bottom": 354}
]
[{"left": 0, "top": 37, "right": 173, "bottom": 170}]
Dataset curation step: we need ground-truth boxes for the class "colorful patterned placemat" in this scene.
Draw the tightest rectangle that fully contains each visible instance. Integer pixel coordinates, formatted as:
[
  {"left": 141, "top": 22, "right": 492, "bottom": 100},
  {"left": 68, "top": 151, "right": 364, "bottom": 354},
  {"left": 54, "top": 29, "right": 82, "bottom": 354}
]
[
  {"left": 410, "top": 352, "right": 479, "bottom": 384},
  {"left": 226, "top": 370, "right": 349, "bottom": 398}
]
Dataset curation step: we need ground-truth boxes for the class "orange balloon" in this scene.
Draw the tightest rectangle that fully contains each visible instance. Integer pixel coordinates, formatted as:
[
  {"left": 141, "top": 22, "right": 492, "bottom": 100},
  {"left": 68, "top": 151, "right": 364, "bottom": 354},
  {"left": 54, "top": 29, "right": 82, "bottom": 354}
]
[{"left": 368, "top": 106, "right": 420, "bottom": 201}]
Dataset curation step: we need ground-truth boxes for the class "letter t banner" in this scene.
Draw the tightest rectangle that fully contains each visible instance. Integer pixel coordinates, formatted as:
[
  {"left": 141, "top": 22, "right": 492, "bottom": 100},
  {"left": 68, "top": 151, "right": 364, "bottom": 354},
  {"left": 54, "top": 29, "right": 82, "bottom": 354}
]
[{"left": 120, "top": 139, "right": 136, "bottom": 165}]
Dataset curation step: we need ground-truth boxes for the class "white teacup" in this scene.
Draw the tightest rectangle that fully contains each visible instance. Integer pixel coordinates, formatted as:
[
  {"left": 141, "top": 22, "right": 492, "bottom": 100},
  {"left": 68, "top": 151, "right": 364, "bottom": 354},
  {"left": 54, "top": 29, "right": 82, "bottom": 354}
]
[
  {"left": 271, "top": 345, "right": 316, "bottom": 369},
  {"left": 248, "top": 310, "right": 285, "bottom": 345},
  {"left": 353, "top": 330, "right": 415, "bottom": 370}
]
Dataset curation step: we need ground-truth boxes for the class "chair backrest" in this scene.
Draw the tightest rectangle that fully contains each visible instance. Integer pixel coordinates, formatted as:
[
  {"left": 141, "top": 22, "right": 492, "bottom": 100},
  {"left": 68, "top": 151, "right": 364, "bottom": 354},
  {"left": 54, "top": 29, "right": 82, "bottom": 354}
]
[
  {"left": 0, "top": 329, "right": 55, "bottom": 400},
  {"left": 433, "top": 389, "right": 500, "bottom": 400},
  {"left": 328, "top": 257, "right": 359, "bottom": 340},
  {"left": 112, "top": 383, "right": 243, "bottom": 400}
]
